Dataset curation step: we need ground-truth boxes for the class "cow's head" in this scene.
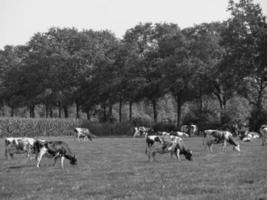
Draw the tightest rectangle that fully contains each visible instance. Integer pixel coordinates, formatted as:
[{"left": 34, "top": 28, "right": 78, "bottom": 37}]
[
  {"left": 70, "top": 155, "right": 77, "bottom": 165},
  {"left": 233, "top": 144, "right": 240, "bottom": 152},
  {"left": 184, "top": 149, "right": 193, "bottom": 161}
]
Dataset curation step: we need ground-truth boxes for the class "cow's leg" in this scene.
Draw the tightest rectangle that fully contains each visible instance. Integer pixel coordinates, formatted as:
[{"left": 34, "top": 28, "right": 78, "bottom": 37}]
[
  {"left": 5, "top": 146, "right": 9, "bottom": 160},
  {"left": 36, "top": 147, "right": 47, "bottom": 168},
  {"left": 53, "top": 154, "right": 61, "bottom": 166},
  {"left": 145, "top": 146, "right": 148, "bottom": 154},
  {"left": 208, "top": 144, "right": 213, "bottom": 153},
  {"left": 9, "top": 152, "right": 14, "bottom": 159},
  {"left": 222, "top": 140, "right": 227, "bottom": 152},
  {"left": 26, "top": 145, "right": 32, "bottom": 160},
  {"left": 176, "top": 149, "right": 180, "bottom": 160},
  {"left": 77, "top": 135, "right": 81, "bottom": 142},
  {"left": 147, "top": 148, "right": 151, "bottom": 161},
  {"left": 61, "top": 156, "right": 65, "bottom": 169},
  {"left": 151, "top": 151, "right": 156, "bottom": 162}
]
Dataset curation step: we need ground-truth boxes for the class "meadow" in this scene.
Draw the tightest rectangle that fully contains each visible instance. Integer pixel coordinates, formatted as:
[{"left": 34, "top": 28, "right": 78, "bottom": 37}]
[{"left": 0, "top": 136, "right": 266, "bottom": 200}]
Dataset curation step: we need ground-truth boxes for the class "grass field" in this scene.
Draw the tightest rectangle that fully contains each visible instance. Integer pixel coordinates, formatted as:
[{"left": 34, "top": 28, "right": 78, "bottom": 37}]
[{"left": 0, "top": 136, "right": 267, "bottom": 200}]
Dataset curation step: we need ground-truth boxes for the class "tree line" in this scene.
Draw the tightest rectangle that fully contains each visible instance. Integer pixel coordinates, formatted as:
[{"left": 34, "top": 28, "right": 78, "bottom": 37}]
[{"left": 0, "top": 0, "right": 266, "bottom": 128}]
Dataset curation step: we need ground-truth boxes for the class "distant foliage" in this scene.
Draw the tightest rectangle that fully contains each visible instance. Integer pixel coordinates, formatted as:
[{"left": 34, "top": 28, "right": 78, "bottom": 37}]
[{"left": 80, "top": 120, "right": 133, "bottom": 136}]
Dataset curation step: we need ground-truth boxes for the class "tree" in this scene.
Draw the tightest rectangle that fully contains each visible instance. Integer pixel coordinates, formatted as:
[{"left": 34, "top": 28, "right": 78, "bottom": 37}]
[
  {"left": 123, "top": 23, "right": 180, "bottom": 122},
  {"left": 222, "top": 0, "right": 267, "bottom": 125},
  {"left": 0, "top": 45, "right": 30, "bottom": 116}
]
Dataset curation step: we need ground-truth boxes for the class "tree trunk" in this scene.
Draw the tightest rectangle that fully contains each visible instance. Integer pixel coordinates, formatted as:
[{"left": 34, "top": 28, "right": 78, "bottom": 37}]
[
  {"left": 10, "top": 106, "right": 14, "bottom": 117},
  {"left": 214, "top": 84, "right": 227, "bottom": 124},
  {"left": 63, "top": 105, "right": 69, "bottom": 118},
  {"left": 103, "top": 104, "right": 107, "bottom": 122},
  {"left": 255, "top": 77, "right": 265, "bottom": 112},
  {"left": 86, "top": 110, "right": 91, "bottom": 120},
  {"left": 176, "top": 96, "right": 182, "bottom": 128},
  {"left": 29, "top": 105, "right": 35, "bottom": 118},
  {"left": 45, "top": 104, "right": 49, "bottom": 118},
  {"left": 152, "top": 99, "right": 158, "bottom": 123},
  {"left": 197, "top": 87, "right": 204, "bottom": 112},
  {"left": 49, "top": 107, "right": 53, "bottom": 118},
  {"left": 129, "top": 101, "right": 132, "bottom": 121},
  {"left": 76, "top": 101, "right": 80, "bottom": 119},
  {"left": 119, "top": 98, "right": 122, "bottom": 122},
  {"left": 58, "top": 101, "right": 62, "bottom": 118},
  {"left": 108, "top": 101, "right": 113, "bottom": 122}
]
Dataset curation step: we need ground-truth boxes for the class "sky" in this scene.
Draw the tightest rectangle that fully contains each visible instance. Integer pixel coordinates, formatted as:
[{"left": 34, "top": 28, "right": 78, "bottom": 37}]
[{"left": 0, "top": 0, "right": 267, "bottom": 49}]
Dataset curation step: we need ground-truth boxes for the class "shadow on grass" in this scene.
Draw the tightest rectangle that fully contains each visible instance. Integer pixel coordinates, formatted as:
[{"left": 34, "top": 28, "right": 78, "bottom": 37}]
[{"left": 8, "top": 164, "right": 33, "bottom": 169}]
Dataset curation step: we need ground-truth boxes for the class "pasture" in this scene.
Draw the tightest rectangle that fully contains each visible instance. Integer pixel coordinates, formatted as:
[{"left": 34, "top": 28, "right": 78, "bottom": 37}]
[{"left": 0, "top": 137, "right": 266, "bottom": 200}]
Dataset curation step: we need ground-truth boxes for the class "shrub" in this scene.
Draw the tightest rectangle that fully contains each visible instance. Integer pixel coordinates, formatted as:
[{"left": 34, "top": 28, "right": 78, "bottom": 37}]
[{"left": 80, "top": 120, "right": 133, "bottom": 136}]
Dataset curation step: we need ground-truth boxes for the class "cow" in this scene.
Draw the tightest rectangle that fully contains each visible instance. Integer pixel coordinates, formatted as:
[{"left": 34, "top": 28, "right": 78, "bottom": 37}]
[
  {"left": 203, "top": 130, "right": 240, "bottom": 152},
  {"left": 34, "top": 140, "right": 77, "bottom": 169},
  {"left": 181, "top": 124, "right": 198, "bottom": 136},
  {"left": 144, "top": 132, "right": 164, "bottom": 154},
  {"left": 259, "top": 124, "right": 267, "bottom": 146},
  {"left": 170, "top": 131, "right": 189, "bottom": 137},
  {"left": 74, "top": 128, "right": 96, "bottom": 142},
  {"left": 147, "top": 136, "right": 192, "bottom": 161},
  {"left": 133, "top": 126, "right": 152, "bottom": 138},
  {"left": 241, "top": 131, "right": 260, "bottom": 142},
  {"left": 4, "top": 137, "right": 41, "bottom": 160}
]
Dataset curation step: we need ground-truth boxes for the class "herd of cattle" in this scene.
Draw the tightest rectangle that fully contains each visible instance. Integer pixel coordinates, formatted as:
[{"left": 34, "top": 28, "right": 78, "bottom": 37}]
[{"left": 3, "top": 124, "right": 267, "bottom": 169}]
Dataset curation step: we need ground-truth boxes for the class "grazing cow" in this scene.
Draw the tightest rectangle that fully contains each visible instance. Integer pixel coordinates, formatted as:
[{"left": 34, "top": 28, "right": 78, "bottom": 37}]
[
  {"left": 241, "top": 131, "right": 260, "bottom": 142},
  {"left": 74, "top": 128, "right": 96, "bottom": 142},
  {"left": 259, "top": 124, "right": 267, "bottom": 146},
  {"left": 181, "top": 124, "right": 198, "bottom": 136},
  {"left": 34, "top": 140, "right": 77, "bottom": 169},
  {"left": 158, "top": 131, "right": 170, "bottom": 137},
  {"left": 133, "top": 126, "right": 152, "bottom": 138},
  {"left": 203, "top": 130, "right": 240, "bottom": 152},
  {"left": 147, "top": 136, "right": 192, "bottom": 161},
  {"left": 144, "top": 133, "right": 164, "bottom": 154},
  {"left": 4, "top": 137, "right": 39, "bottom": 160},
  {"left": 170, "top": 131, "right": 189, "bottom": 137}
]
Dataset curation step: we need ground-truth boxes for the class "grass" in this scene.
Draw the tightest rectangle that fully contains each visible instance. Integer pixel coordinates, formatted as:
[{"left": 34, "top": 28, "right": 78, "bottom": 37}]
[{"left": 0, "top": 136, "right": 267, "bottom": 200}]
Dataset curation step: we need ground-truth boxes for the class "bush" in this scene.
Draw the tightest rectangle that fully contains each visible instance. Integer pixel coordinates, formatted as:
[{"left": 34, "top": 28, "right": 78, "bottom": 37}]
[
  {"left": 152, "top": 122, "right": 177, "bottom": 132},
  {"left": 80, "top": 120, "right": 133, "bottom": 136},
  {"left": 249, "top": 109, "right": 267, "bottom": 131}
]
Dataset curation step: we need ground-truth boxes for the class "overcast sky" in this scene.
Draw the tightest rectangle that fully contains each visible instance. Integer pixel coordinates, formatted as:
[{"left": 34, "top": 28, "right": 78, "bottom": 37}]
[{"left": 0, "top": 0, "right": 266, "bottom": 49}]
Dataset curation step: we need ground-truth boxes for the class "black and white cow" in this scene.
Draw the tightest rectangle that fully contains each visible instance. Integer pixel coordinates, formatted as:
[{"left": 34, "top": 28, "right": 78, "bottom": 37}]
[
  {"left": 34, "top": 140, "right": 77, "bottom": 169},
  {"left": 4, "top": 137, "right": 42, "bottom": 160},
  {"left": 144, "top": 132, "right": 164, "bottom": 154},
  {"left": 147, "top": 136, "right": 193, "bottom": 161},
  {"left": 241, "top": 131, "right": 260, "bottom": 142},
  {"left": 170, "top": 131, "right": 189, "bottom": 137},
  {"left": 181, "top": 124, "right": 198, "bottom": 136},
  {"left": 158, "top": 131, "right": 189, "bottom": 138},
  {"left": 259, "top": 124, "right": 267, "bottom": 146},
  {"left": 203, "top": 129, "right": 240, "bottom": 152},
  {"left": 74, "top": 128, "right": 96, "bottom": 142},
  {"left": 133, "top": 126, "right": 152, "bottom": 138}
]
